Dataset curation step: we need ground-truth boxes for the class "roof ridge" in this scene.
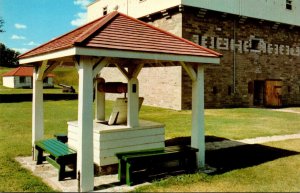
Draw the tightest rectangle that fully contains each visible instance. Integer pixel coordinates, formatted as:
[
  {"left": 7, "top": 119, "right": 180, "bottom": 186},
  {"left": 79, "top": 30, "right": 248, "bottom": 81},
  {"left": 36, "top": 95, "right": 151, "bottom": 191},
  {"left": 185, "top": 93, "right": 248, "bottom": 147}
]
[
  {"left": 73, "top": 11, "right": 119, "bottom": 44},
  {"left": 14, "top": 66, "right": 22, "bottom": 75},
  {"left": 118, "top": 12, "right": 222, "bottom": 57}
]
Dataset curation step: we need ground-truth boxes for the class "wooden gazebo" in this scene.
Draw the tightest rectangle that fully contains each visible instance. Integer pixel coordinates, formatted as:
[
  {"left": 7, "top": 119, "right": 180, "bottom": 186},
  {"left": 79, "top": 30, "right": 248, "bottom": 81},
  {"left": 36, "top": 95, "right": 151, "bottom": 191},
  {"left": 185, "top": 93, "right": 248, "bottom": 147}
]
[{"left": 19, "top": 11, "right": 221, "bottom": 192}]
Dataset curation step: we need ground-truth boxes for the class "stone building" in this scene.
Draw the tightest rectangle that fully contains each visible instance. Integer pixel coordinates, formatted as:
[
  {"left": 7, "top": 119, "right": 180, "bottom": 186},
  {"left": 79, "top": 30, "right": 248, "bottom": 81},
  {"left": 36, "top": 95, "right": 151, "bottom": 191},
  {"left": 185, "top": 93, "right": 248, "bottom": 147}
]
[{"left": 87, "top": 0, "right": 300, "bottom": 109}]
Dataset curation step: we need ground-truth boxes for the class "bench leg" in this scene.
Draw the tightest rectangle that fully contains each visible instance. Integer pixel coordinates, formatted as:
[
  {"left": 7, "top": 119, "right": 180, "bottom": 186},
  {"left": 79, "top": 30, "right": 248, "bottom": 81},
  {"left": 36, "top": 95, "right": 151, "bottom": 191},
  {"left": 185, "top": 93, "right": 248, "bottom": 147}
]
[
  {"left": 186, "top": 152, "right": 197, "bottom": 173},
  {"left": 71, "top": 162, "right": 77, "bottom": 179},
  {"left": 126, "top": 162, "right": 133, "bottom": 186},
  {"left": 36, "top": 147, "right": 44, "bottom": 165},
  {"left": 118, "top": 159, "right": 126, "bottom": 183},
  {"left": 58, "top": 163, "right": 65, "bottom": 181}
]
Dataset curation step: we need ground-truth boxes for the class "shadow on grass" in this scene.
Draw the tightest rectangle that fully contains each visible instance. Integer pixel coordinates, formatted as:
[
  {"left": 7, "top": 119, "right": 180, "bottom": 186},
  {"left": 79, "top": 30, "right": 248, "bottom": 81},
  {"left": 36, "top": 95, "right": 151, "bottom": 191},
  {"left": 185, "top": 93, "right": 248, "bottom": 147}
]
[
  {"left": 0, "top": 93, "right": 77, "bottom": 103},
  {"left": 166, "top": 136, "right": 300, "bottom": 175}
]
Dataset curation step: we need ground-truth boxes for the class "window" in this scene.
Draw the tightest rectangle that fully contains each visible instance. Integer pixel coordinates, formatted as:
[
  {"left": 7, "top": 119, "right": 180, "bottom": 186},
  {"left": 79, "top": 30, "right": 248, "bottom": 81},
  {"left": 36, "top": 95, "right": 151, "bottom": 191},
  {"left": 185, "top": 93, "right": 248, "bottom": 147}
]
[
  {"left": 212, "top": 86, "right": 218, "bottom": 95},
  {"left": 248, "top": 82, "right": 254, "bottom": 94},
  {"left": 43, "top": 77, "right": 48, "bottom": 83},
  {"left": 19, "top": 77, "right": 26, "bottom": 83},
  {"left": 251, "top": 39, "right": 260, "bottom": 50},
  {"left": 286, "top": 0, "right": 292, "bottom": 10},
  {"left": 228, "top": 86, "right": 232, "bottom": 96},
  {"left": 103, "top": 6, "right": 108, "bottom": 15}
]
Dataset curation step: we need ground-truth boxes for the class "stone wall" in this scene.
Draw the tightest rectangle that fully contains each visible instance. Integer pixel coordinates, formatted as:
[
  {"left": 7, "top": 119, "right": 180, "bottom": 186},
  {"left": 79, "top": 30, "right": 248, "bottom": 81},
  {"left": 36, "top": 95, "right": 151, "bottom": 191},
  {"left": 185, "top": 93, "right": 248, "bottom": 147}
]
[
  {"left": 182, "top": 6, "right": 300, "bottom": 108},
  {"left": 100, "top": 66, "right": 183, "bottom": 110}
]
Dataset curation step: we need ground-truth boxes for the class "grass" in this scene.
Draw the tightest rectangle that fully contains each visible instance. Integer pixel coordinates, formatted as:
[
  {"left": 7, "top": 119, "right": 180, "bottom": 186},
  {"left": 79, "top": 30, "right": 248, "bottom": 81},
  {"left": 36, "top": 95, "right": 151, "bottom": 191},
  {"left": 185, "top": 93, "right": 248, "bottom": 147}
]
[
  {"left": 0, "top": 98, "right": 300, "bottom": 191},
  {"left": 140, "top": 106, "right": 300, "bottom": 140}
]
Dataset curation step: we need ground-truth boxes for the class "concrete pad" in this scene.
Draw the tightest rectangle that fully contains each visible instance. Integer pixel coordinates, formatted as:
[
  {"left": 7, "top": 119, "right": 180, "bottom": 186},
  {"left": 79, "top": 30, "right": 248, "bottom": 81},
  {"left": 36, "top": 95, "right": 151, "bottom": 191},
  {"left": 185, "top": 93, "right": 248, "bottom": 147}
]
[{"left": 15, "top": 157, "right": 150, "bottom": 192}]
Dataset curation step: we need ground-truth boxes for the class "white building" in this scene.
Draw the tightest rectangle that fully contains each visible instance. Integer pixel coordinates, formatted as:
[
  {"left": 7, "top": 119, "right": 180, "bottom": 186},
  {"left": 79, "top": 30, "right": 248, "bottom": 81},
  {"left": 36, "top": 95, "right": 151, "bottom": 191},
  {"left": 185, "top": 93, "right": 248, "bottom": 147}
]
[
  {"left": 88, "top": 0, "right": 300, "bottom": 26},
  {"left": 1, "top": 66, "right": 54, "bottom": 88}
]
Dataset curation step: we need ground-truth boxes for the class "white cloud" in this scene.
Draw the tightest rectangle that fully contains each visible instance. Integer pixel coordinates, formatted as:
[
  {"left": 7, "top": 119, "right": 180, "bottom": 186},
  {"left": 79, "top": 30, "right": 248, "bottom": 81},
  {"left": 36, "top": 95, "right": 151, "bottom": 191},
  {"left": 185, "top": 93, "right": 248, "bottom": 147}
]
[
  {"left": 11, "top": 35, "right": 26, "bottom": 40},
  {"left": 15, "top": 23, "right": 27, "bottom": 29},
  {"left": 24, "top": 41, "right": 39, "bottom": 46},
  {"left": 12, "top": 48, "right": 29, "bottom": 53},
  {"left": 71, "top": 0, "right": 91, "bottom": 27},
  {"left": 74, "top": 0, "right": 91, "bottom": 9},
  {"left": 71, "top": 12, "right": 87, "bottom": 27}
]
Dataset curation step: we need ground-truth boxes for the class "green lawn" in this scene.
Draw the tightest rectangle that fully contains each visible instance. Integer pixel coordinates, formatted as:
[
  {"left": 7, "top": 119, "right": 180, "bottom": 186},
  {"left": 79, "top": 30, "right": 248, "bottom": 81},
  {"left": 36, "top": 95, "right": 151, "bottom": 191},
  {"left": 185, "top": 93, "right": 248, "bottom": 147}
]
[
  {"left": 140, "top": 106, "right": 300, "bottom": 140},
  {"left": 0, "top": 99, "right": 300, "bottom": 191}
]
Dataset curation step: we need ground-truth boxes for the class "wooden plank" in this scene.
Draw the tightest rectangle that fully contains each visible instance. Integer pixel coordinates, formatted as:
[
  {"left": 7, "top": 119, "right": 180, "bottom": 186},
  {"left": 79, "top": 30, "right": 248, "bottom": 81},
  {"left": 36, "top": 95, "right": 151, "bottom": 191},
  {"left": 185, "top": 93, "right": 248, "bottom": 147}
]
[
  {"left": 46, "top": 156, "right": 60, "bottom": 169},
  {"left": 97, "top": 127, "right": 165, "bottom": 141},
  {"left": 42, "top": 139, "right": 74, "bottom": 155},
  {"left": 180, "top": 62, "right": 197, "bottom": 81},
  {"left": 94, "top": 135, "right": 165, "bottom": 150},
  {"left": 122, "top": 146, "right": 198, "bottom": 161},
  {"left": 115, "top": 63, "right": 130, "bottom": 80},
  {"left": 95, "top": 142, "right": 164, "bottom": 158},
  {"left": 43, "top": 61, "right": 60, "bottom": 80},
  {"left": 36, "top": 139, "right": 76, "bottom": 157}
]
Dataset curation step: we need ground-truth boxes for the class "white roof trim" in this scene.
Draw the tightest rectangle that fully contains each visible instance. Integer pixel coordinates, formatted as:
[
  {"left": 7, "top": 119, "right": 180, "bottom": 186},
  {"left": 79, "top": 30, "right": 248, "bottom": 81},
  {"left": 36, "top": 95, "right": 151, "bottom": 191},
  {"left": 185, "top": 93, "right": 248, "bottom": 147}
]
[
  {"left": 19, "top": 48, "right": 76, "bottom": 64},
  {"left": 19, "top": 47, "right": 220, "bottom": 65}
]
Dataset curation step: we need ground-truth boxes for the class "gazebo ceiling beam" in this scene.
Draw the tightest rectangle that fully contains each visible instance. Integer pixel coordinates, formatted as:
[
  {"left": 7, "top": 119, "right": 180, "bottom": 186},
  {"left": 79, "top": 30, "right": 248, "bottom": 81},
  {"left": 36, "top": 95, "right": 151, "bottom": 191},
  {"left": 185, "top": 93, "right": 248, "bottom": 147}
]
[
  {"left": 115, "top": 63, "right": 130, "bottom": 80},
  {"left": 92, "top": 57, "right": 109, "bottom": 78},
  {"left": 128, "top": 63, "right": 144, "bottom": 79},
  {"left": 75, "top": 47, "right": 220, "bottom": 64},
  {"left": 42, "top": 61, "right": 61, "bottom": 80},
  {"left": 180, "top": 61, "right": 197, "bottom": 81},
  {"left": 36, "top": 60, "right": 48, "bottom": 81}
]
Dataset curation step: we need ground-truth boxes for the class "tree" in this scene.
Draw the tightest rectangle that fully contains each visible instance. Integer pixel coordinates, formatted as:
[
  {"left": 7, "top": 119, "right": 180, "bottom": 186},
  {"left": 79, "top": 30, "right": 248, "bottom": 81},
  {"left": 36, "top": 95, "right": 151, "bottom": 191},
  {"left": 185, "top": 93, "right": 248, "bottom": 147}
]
[
  {"left": 0, "top": 43, "right": 20, "bottom": 67},
  {"left": 0, "top": 17, "right": 4, "bottom": 33}
]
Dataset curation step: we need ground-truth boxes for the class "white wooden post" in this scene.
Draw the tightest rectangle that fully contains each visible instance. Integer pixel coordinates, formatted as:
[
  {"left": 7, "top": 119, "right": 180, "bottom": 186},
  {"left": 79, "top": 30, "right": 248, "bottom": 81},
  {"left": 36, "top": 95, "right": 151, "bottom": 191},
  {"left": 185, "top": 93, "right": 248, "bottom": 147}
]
[
  {"left": 32, "top": 66, "right": 44, "bottom": 159},
  {"left": 95, "top": 78, "right": 105, "bottom": 121},
  {"left": 127, "top": 77, "right": 139, "bottom": 127},
  {"left": 77, "top": 57, "right": 94, "bottom": 192},
  {"left": 191, "top": 65, "right": 205, "bottom": 168}
]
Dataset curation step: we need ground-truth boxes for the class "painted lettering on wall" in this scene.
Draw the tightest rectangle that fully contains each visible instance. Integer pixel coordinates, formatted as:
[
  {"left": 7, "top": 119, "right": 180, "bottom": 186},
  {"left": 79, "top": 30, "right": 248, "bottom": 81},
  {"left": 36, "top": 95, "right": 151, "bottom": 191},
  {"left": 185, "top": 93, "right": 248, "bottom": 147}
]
[{"left": 193, "top": 35, "right": 300, "bottom": 56}]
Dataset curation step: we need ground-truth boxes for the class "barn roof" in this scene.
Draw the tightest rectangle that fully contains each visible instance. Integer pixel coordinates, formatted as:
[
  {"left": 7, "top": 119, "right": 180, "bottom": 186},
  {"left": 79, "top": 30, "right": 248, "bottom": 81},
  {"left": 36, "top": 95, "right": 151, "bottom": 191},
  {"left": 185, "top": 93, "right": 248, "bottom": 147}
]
[
  {"left": 19, "top": 11, "right": 221, "bottom": 61},
  {"left": 1, "top": 67, "right": 54, "bottom": 77}
]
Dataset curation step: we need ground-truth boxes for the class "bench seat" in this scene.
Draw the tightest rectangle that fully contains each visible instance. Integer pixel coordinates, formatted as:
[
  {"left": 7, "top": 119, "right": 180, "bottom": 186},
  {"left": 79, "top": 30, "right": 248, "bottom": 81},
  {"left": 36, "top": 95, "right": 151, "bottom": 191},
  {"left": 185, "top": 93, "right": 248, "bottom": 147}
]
[
  {"left": 35, "top": 138, "right": 77, "bottom": 181},
  {"left": 116, "top": 145, "right": 198, "bottom": 186}
]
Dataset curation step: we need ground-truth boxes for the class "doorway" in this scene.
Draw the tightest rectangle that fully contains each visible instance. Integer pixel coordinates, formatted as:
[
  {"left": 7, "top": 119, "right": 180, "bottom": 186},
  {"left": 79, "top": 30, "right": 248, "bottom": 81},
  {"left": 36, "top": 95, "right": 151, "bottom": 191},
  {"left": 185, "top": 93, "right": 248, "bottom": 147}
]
[{"left": 253, "top": 80, "right": 265, "bottom": 106}]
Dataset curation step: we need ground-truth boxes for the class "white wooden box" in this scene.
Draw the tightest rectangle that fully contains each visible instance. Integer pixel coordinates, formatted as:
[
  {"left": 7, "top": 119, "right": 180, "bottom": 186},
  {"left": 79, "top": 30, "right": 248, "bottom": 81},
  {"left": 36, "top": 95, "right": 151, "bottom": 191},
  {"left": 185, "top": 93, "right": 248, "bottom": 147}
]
[{"left": 68, "top": 120, "right": 165, "bottom": 166}]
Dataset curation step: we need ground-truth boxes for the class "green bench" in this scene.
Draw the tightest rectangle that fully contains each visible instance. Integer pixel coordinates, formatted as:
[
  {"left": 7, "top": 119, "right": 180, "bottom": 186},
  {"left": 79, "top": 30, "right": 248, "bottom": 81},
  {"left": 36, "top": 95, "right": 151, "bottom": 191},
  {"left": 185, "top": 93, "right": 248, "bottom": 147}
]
[
  {"left": 35, "top": 138, "right": 77, "bottom": 181},
  {"left": 116, "top": 145, "right": 198, "bottom": 186}
]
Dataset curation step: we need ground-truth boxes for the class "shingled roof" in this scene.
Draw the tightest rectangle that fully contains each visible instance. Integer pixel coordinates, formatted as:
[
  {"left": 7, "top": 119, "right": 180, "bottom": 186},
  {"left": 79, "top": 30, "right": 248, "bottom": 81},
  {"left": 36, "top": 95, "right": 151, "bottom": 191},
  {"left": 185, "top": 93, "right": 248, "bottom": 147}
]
[
  {"left": 19, "top": 11, "right": 221, "bottom": 60},
  {"left": 1, "top": 66, "right": 54, "bottom": 77}
]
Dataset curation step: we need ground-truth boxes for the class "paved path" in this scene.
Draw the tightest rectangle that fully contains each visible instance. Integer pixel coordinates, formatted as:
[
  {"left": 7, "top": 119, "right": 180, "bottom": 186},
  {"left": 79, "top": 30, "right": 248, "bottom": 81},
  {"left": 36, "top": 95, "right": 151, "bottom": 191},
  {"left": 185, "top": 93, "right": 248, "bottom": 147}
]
[
  {"left": 272, "top": 108, "right": 300, "bottom": 114},
  {"left": 16, "top": 156, "right": 148, "bottom": 192}
]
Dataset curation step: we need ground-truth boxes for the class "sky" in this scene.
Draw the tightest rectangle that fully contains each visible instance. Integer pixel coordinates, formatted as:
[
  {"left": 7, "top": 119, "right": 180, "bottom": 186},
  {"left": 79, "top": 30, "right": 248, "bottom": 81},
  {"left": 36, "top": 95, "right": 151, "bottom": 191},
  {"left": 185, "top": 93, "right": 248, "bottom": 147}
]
[{"left": 0, "top": 0, "right": 93, "bottom": 53}]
